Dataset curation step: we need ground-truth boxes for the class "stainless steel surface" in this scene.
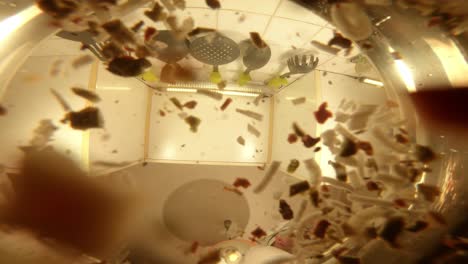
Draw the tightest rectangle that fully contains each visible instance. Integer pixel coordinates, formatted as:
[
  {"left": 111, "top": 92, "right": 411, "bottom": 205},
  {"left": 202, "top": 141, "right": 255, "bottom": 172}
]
[
  {"left": 241, "top": 39, "right": 272, "bottom": 73},
  {"left": 149, "top": 30, "right": 189, "bottom": 64},
  {"left": 189, "top": 33, "right": 240, "bottom": 66},
  {"left": 280, "top": 55, "right": 319, "bottom": 78}
]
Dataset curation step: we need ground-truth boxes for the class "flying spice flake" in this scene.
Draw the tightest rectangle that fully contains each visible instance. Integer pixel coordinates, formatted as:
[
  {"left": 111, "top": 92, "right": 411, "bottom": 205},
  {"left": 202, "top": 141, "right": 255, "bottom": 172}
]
[
  {"left": 144, "top": 27, "right": 158, "bottom": 42},
  {"left": 183, "top": 100, "right": 197, "bottom": 109},
  {"left": 131, "top": 20, "right": 145, "bottom": 32},
  {"left": 251, "top": 227, "right": 267, "bottom": 239},
  {"left": 71, "top": 87, "right": 100, "bottom": 103},
  {"left": 329, "top": 161, "right": 347, "bottom": 182},
  {"left": 406, "top": 220, "right": 428, "bottom": 233},
  {"left": 414, "top": 145, "right": 436, "bottom": 163},
  {"left": 292, "top": 97, "right": 306, "bottom": 105},
  {"left": 190, "top": 241, "right": 199, "bottom": 254},
  {"left": 290, "top": 181, "right": 310, "bottom": 196},
  {"left": 314, "top": 219, "right": 331, "bottom": 238},
  {"left": 314, "top": 102, "right": 333, "bottom": 124},
  {"left": 310, "top": 189, "right": 320, "bottom": 207},
  {"left": 357, "top": 141, "right": 373, "bottom": 155},
  {"left": 247, "top": 124, "right": 261, "bottom": 137},
  {"left": 159, "top": 110, "right": 166, "bottom": 117},
  {"left": 417, "top": 184, "right": 441, "bottom": 202},
  {"left": 292, "top": 122, "right": 306, "bottom": 137},
  {"left": 379, "top": 217, "right": 405, "bottom": 248},
  {"left": 254, "top": 161, "right": 281, "bottom": 194},
  {"left": 223, "top": 186, "right": 242, "bottom": 196},
  {"left": 145, "top": 2, "right": 167, "bottom": 22},
  {"left": 72, "top": 55, "right": 94, "bottom": 69},
  {"left": 63, "top": 107, "right": 104, "bottom": 130},
  {"left": 188, "top": 27, "right": 216, "bottom": 37},
  {"left": 28, "top": 119, "right": 58, "bottom": 149},
  {"left": 250, "top": 32, "right": 267, "bottom": 49},
  {"left": 236, "top": 109, "right": 263, "bottom": 121},
  {"left": 279, "top": 199, "right": 294, "bottom": 220},
  {"left": 205, "top": 0, "right": 221, "bottom": 9},
  {"left": 102, "top": 20, "right": 136, "bottom": 46},
  {"left": 237, "top": 136, "right": 245, "bottom": 146},
  {"left": 233, "top": 178, "right": 251, "bottom": 188},
  {"left": 339, "top": 138, "right": 358, "bottom": 157},
  {"left": 328, "top": 32, "right": 353, "bottom": 49},
  {"left": 0, "top": 104, "right": 7, "bottom": 116},
  {"left": 185, "top": 116, "right": 201, "bottom": 133},
  {"left": 170, "top": 97, "right": 184, "bottom": 111},
  {"left": 107, "top": 57, "right": 151, "bottom": 77},
  {"left": 287, "top": 159, "right": 300, "bottom": 173},
  {"left": 217, "top": 80, "right": 227, "bottom": 89},
  {"left": 302, "top": 135, "right": 320, "bottom": 148},
  {"left": 220, "top": 98, "right": 233, "bottom": 111},
  {"left": 288, "top": 134, "right": 298, "bottom": 144},
  {"left": 50, "top": 88, "right": 72, "bottom": 111}
]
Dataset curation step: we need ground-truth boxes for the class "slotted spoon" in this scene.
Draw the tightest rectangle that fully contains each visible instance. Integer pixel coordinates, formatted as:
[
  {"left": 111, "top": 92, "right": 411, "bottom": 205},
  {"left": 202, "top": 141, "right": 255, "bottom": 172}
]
[{"left": 238, "top": 39, "right": 271, "bottom": 86}]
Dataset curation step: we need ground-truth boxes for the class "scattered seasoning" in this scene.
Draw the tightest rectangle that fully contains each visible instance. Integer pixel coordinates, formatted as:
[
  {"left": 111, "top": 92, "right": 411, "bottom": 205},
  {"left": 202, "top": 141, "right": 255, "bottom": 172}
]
[
  {"left": 145, "top": 2, "right": 167, "bottom": 22},
  {"left": 314, "top": 220, "right": 331, "bottom": 238},
  {"left": 329, "top": 161, "right": 347, "bottom": 182},
  {"left": 407, "top": 220, "right": 429, "bottom": 232},
  {"left": 51, "top": 89, "right": 71, "bottom": 111},
  {"left": 72, "top": 55, "right": 94, "bottom": 69},
  {"left": 238, "top": 14, "right": 246, "bottom": 23},
  {"left": 237, "top": 136, "right": 245, "bottom": 146},
  {"left": 414, "top": 145, "right": 436, "bottom": 163},
  {"left": 220, "top": 98, "right": 233, "bottom": 111},
  {"left": 190, "top": 241, "right": 199, "bottom": 254},
  {"left": 185, "top": 116, "right": 201, "bottom": 133},
  {"left": 247, "top": 124, "right": 261, "bottom": 138},
  {"left": 108, "top": 57, "right": 151, "bottom": 77},
  {"left": 188, "top": 27, "right": 216, "bottom": 37},
  {"left": 328, "top": 32, "right": 353, "bottom": 49},
  {"left": 71, "top": 87, "right": 100, "bottom": 103},
  {"left": 183, "top": 100, "right": 197, "bottom": 109},
  {"left": 254, "top": 161, "right": 281, "bottom": 194},
  {"left": 366, "top": 181, "right": 380, "bottom": 191},
  {"left": 357, "top": 141, "right": 373, "bottom": 155},
  {"left": 380, "top": 217, "right": 405, "bottom": 247},
  {"left": 63, "top": 107, "right": 103, "bottom": 130},
  {"left": 417, "top": 184, "right": 441, "bottom": 202},
  {"left": 288, "top": 134, "right": 298, "bottom": 144},
  {"left": 251, "top": 227, "right": 267, "bottom": 239},
  {"left": 279, "top": 199, "right": 294, "bottom": 220},
  {"left": 101, "top": 42, "right": 125, "bottom": 60},
  {"left": 314, "top": 147, "right": 322, "bottom": 152},
  {"left": 314, "top": 102, "right": 333, "bottom": 124},
  {"left": 336, "top": 256, "right": 361, "bottom": 264},
  {"left": 159, "top": 110, "right": 166, "bottom": 117},
  {"left": 236, "top": 108, "right": 263, "bottom": 121},
  {"left": 223, "top": 186, "right": 243, "bottom": 196},
  {"left": 292, "top": 122, "right": 306, "bottom": 137},
  {"left": 170, "top": 97, "right": 184, "bottom": 111},
  {"left": 290, "top": 181, "right": 310, "bottom": 196},
  {"left": 0, "top": 105, "right": 7, "bottom": 116},
  {"left": 249, "top": 32, "right": 267, "bottom": 49},
  {"left": 287, "top": 159, "right": 300, "bottom": 173},
  {"left": 233, "top": 178, "right": 251, "bottom": 188},
  {"left": 131, "top": 20, "right": 145, "bottom": 32},
  {"left": 340, "top": 138, "right": 358, "bottom": 157},
  {"left": 102, "top": 20, "right": 136, "bottom": 46},
  {"left": 310, "top": 189, "right": 320, "bottom": 207},
  {"left": 142, "top": 161, "right": 148, "bottom": 167},
  {"left": 302, "top": 135, "right": 321, "bottom": 148},
  {"left": 205, "top": 0, "right": 221, "bottom": 9},
  {"left": 144, "top": 27, "right": 157, "bottom": 42}
]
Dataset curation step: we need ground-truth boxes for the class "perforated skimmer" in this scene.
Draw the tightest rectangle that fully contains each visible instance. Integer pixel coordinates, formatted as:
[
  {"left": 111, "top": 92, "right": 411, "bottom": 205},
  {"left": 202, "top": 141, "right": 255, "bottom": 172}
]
[{"left": 189, "top": 33, "right": 240, "bottom": 66}]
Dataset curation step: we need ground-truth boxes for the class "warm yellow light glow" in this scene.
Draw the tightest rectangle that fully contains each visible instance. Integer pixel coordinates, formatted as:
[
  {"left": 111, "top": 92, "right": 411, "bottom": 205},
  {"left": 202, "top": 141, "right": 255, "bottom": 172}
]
[
  {"left": 394, "top": 59, "right": 416, "bottom": 92},
  {"left": 167, "top": 88, "right": 260, "bottom": 97},
  {"left": 166, "top": 88, "right": 197, "bottom": 93},
  {"left": 227, "top": 251, "right": 241, "bottom": 262},
  {"left": 0, "top": 5, "right": 42, "bottom": 43},
  {"left": 362, "top": 78, "right": 384, "bottom": 87},
  {"left": 219, "top": 91, "right": 259, "bottom": 97}
]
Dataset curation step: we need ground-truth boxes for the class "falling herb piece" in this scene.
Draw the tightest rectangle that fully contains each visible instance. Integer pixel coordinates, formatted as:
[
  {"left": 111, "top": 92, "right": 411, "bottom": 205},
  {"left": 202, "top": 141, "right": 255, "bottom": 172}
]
[
  {"left": 101, "top": 42, "right": 125, "bottom": 60},
  {"left": 107, "top": 57, "right": 151, "bottom": 77},
  {"left": 287, "top": 159, "right": 300, "bottom": 173},
  {"left": 279, "top": 199, "right": 294, "bottom": 220},
  {"left": 102, "top": 20, "right": 136, "bottom": 46},
  {"left": 188, "top": 27, "right": 216, "bottom": 37},
  {"left": 290, "top": 181, "right": 310, "bottom": 196},
  {"left": 185, "top": 116, "right": 201, "bottom": 133},
  {"left": 72, "top": 55, "right": 94, "bottom": 69},
  {"left": 314, "top": 147, "right": 321, "bottom": 152},
  {"left": 314, "top": 219, "right": 331, "bottom": 238},
  {"left": 380, "top": 217, "right": 405, "bottom": 248},
  {"left": 205, "top": 0, "right": 221, "bottom": 9},
  {"left": 0, "top": 104, "right": 7, "bottom": 116},
  {"left": 233, "top": 178, "right": 251, "bottom": 188},
  {"left": 288, "top": 134, "right": 298, "bottom": 144},
  {"left": 236, "top": 136, "right": 245, "bottom": 146},
  {"left": 220, "top": 98, "right": 233, "bottom": 111},
  {"left": 393, "top": 199, "right": 407, "bottom": 208},
  {"left": 37, "top": 0, "right": 78, "bottom": 19},
  {"left": 50, "top": 89, "right": 71, "bottom": 111},
  {"left": 197, "top": 89, "right": 223, "bottom": 100},
  {"left": 407, "top": 220, "right": 429, "bottom": 232},
  {"left": 357, "top": 141, "right": 373, "bottom": 155},
  {"left": 250, "top": 32, "right": 267, "bottom": 49},
  {"left": 417, "top": 184, "right": 441, "bottom": 202},
  {"left": 302, "top": 135, "right": 320, "bottom": 148},
  {"left": 414, "top": 145, "right": 436, "bottom": 163},
  {"left": 247, "top": 124, "right": 261, "bottom": 137},
  {"left": 314, "top": 102, "right": 333, "bottom": 124},
  {"left": 223, "top": 186, "right": 243, "bottom": 196},
  {"left": 329, "top": 161, "right": 347, "bottom": 182},
  {"left": 254, "top": 161, "right": 281, "bottom": 194},
  {"left": 71, "top": 87, "right": 100, "bottom": 103},
  {"left": 311, "top": 40, "right": 340, "bottom": 55},
  {"left": 183, "top": 100, "right": 197, "bottom": 109},
  {"left": 292, "top": 122, "right": 306, "bottom": 137},
  {"left": 144, "top": 2, "right": 167, "bottom": 22},
  {"left": 190, "top": 241, "right": 199, "bottom": 254},
  {"left": 251, "top": 227, "right": 267, "bottom": 239},
  {"left": 131, "top": 20, "right": 145, "bottom": 32},
  {"left": 64, "top": 107, "right": 103, "bottom": 130},
  {"left": 328, "top": 32, "right": 353, "bottom": 49},
  {"left": 159, "top": 110, "right": 166, "bottom": 117},
  {"left": 236, "top": 109, "right": 263, "bottom": 121},
  {"left": 170, "top": 97, "right": 184, "bottom": 111},
  {"left": 144, "top": 27, "right": 157, "bottom": 42},
  {"left": 292, "top": 97, "right": 306, "bottom": 105},
  {"left": 310, "top": 189, "right": 320, "bottom": 207},
  {"left": 340, "top": 138, "right": 358, "bottom": 157}
]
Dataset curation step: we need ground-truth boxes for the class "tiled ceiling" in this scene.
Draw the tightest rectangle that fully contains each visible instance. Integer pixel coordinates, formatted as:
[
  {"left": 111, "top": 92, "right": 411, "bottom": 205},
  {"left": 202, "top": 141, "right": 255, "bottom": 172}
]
[{"left": 34, "top": 0, "right": 361, "bottom": 83}]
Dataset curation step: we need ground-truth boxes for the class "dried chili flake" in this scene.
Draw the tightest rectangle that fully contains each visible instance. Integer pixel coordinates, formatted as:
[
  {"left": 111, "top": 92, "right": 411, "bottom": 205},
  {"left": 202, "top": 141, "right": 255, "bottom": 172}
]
[
  {"left": 340, "top": 138, "right": 358, "bottom": 157},
  {"left": 314, "top": 102, "right": 333, "bottom": 124},
  {"left": 183, "top": 101, "right": 197, "bottom": 109},
  {"left": 290, "top": 181, "right": 310, "bottom": 196},
  {"left": 288, "top": 133, "right": 298, "bottom": 144},
  {"left": 71, "top": 87, "right": 100, "bottom": 103},
  {"left": 170, "top": 97, "right": 184, "bottom": 111},
  {"left": 310, "top": 189, "right": 320, "bottom": 207},
  {"left": 233, "top": 178, "right": 251, "bottom": 188},
  {"left": 302, "top": 135, "right": 320, "bottom": 148},
  {"left": 251, "top": 227, "right": 267, "bottom": 239},
  {"left": 237, "top": 136, "right": 245, "bottom": 146},
  {"left": 279, "top": 199, "right": 294, "bottom": 220},
  {"left": 107, "top": 57, "right": 151, "bottom": 77},
  {"left": 190, "top": 241, "right": 199, "bottom": 254},
  {"left": 0, "top": 105, "right": 7, "bottom": 116},
  {"left": 131, "top": 20, "right": 145, "bottom": 32},
  {"left": 250, "top": 32, "right": 267, "bottom": 49},
  {"left": 287, "top": 159, "right": 300, "bottom": 173},
  {"left": 292, "top": 122, "right": 306, "bottom": 137},
  {"left": 205, "top": 0, "right": 221, "bottom": 9},
  {"left": 144, "top": 27, "right": 157, "bottom": 42},
  {"left": 223, "top": 186, "right": 242, "bottom": 196},
  {"left": 145, "top": 2, "right": 167, "bottom": 22},
  {"left": 314, "top": 219, "right": 331, "bottom": 238},
  {"left": 414, "top": 145, "right": 436, "bottom": 163},
  {"left": 220, "top": 98, "right": 233, "bottom": 111},
  {"left": 185, "top": 116, "right": 201, "bottom": 133},
  {"left": 357, "top": 141, "right": 373, "bottom": 156},
  {"left": 64, "top": 107, "right": 103, "bottom": 130}
]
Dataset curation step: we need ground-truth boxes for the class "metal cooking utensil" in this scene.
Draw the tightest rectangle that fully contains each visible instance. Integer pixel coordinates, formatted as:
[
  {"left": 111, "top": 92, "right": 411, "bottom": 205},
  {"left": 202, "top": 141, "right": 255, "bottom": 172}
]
[
  {"left": 148, "top": 30, "right": 189, "bottom": 64},
  {"left": 189, "top": 33, "right": 240, "bottom": 84},
  {"left": 281, "top": 54, "right": 319, "bottom": 78},
  {"left": 238, "top": 39, "right": 271, "bottom": 86}
]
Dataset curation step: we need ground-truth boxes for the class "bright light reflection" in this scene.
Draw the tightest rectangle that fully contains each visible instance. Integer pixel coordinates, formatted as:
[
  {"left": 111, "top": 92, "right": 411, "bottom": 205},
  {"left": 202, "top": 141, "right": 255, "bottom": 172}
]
[
  {"left": 395, "top": 60, "right": 416, "bottom": 92},
  {"left": 0, "top": 5, "right": 42, "bottom": 43}
]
